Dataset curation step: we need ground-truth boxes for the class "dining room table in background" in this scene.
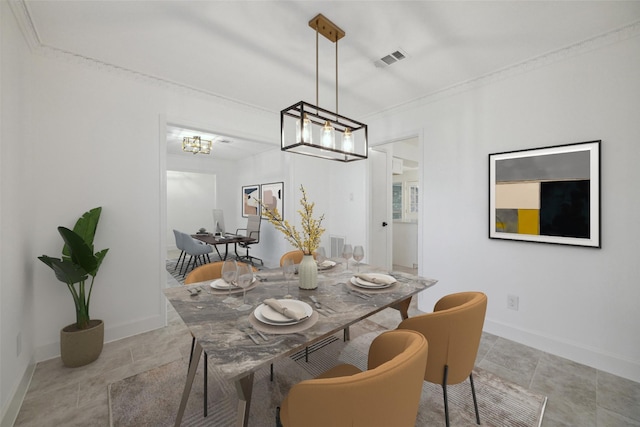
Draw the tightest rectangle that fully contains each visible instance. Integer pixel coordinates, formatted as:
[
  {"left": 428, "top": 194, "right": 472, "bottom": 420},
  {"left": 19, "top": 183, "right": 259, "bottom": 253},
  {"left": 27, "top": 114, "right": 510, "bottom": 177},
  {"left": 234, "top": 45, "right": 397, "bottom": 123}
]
[{"left": 163, "top": 260, "right": 438, "bottom": 427}]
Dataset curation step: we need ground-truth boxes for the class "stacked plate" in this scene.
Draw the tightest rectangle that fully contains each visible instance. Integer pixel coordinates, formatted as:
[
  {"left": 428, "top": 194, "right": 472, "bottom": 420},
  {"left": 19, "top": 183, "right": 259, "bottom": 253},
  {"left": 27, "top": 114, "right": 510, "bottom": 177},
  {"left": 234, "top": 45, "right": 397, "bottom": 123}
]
[
  {"left": 254, "top": 299, "right": 313, "bottom": 326},
  {"left": 209, "top": 277, "right": 256, "bottom": 290},
  {"left": 317, "top": 260, "right": 337, "bottom": 270},
  {"left": 350, "top": 273, "right": 397, "bottom": 289}
]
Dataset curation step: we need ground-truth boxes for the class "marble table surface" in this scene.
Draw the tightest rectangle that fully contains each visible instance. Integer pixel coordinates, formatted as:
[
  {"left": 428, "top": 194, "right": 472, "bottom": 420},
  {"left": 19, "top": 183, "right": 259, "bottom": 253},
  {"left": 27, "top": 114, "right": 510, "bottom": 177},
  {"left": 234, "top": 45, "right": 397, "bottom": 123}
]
[
  {"left": 163, "top": 262, "right": 438, "bottom": 426},
  {"left": 164, "top": 263, "right": 437, "bottom": 381}
]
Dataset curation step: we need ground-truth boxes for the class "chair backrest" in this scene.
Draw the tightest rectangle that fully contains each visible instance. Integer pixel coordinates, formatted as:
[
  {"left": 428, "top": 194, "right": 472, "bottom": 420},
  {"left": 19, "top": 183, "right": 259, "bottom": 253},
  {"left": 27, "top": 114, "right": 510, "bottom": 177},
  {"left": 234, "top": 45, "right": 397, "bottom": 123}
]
[
  {"left": 398, "top": 291, "right": 487, "bottom": 385},
  {"left": 281, "top": 329, "right": 428, "bottom": 427},
  {"left": 179, "top": 231, "right": 211, "bottom": 256},
  {"left": 279, "top": 250, "right": 304, "bottom": 266},
  {"left": 173, "top": 229, "right": 184, "bottom": 251},
  {"left": 244, "top": 215, "right": 261, "bottom": 243},
  {"left": 184, "top": 261, "right": 257, "bottom": 284},
  {"left": 280, "top": 250, "right": 318, "bottom": 266}
]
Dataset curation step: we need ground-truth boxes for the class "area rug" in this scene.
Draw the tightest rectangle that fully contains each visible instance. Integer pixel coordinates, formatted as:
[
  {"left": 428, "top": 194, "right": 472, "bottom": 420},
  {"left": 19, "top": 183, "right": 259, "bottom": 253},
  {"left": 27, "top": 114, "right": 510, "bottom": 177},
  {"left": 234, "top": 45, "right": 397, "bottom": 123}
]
[{"left": 109, "top": 326, "right": 546, "bottom": 427}]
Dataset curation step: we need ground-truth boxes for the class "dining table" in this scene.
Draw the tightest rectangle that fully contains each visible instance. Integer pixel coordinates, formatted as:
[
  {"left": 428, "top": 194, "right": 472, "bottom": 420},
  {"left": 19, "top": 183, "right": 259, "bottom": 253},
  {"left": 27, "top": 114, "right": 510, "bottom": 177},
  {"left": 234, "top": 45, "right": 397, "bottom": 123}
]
[
  {"left": 191, "top": 232, "right": 256, "bottom": 261},
  {"left": 163, "top": 260, "right": 438, "bottom": 427}
]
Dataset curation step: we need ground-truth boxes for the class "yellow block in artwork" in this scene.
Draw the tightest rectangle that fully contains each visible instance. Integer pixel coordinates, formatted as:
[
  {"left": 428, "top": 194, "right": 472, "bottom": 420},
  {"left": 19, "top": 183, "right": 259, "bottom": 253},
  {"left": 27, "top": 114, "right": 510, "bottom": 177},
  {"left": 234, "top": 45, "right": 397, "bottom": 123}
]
[{"left": 518, "top": 209, "right": 539, "bottom": 235}]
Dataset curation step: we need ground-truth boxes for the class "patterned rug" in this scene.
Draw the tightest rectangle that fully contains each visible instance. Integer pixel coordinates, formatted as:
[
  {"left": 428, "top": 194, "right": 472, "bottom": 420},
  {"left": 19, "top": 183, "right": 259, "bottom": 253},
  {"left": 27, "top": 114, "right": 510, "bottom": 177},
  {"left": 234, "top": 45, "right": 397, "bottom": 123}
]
[{"left": 108, "top": 324, "right": 546, "bottom": 427}]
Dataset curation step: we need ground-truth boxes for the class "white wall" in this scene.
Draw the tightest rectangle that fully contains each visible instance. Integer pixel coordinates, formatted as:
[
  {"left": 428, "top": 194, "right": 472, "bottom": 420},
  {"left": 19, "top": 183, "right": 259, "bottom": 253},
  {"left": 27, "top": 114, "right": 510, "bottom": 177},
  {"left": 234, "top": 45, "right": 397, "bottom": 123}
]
[
  {"left": 166, "top": 170, "right": 217, "bottom": 247},
  {"left": 1, "top": 1, "right": 36, "bottom": 423},
  {"left": 369, "top": 35, "right": 640, "bottom": 382}
]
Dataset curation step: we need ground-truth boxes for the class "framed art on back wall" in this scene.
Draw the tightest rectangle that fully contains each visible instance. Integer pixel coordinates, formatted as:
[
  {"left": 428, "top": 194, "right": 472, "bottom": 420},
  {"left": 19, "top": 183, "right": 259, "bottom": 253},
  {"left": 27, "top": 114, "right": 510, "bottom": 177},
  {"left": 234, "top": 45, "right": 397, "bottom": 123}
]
[
  {"left": 488, "top": 140, "right": 601, "bottom": 248},
  {"left": 242, "top": 185, "right": 261, "bottom": 218}
]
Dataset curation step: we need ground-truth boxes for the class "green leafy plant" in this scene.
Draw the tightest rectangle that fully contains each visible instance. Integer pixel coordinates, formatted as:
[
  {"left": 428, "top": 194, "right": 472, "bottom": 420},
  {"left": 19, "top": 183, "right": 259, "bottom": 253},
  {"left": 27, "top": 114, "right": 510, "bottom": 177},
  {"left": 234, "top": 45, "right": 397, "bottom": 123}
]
[{"left": 38, "top": 207, "right": 109, "bottom": 330}]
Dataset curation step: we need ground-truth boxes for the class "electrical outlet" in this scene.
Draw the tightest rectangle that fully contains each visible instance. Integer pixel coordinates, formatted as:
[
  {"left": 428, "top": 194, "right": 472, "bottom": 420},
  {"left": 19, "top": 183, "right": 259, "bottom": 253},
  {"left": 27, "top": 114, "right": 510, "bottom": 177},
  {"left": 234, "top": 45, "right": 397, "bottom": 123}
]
[{"left": 507, "top": 295, "right": 519, "bottom": 311}]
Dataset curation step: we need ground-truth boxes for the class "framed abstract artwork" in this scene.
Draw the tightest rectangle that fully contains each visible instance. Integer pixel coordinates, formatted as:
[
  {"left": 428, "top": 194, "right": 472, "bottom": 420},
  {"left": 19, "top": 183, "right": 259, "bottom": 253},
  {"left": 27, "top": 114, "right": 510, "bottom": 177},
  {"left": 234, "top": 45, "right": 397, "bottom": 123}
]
[
  {"left": 261, "top": 182, "right": 284, "bottom": 220},
  {"left": 489, "top": 140, "right": 601, "bottom": 248},
  {"left": 241, "top": 184, "right": 261, "bottom": 218}
]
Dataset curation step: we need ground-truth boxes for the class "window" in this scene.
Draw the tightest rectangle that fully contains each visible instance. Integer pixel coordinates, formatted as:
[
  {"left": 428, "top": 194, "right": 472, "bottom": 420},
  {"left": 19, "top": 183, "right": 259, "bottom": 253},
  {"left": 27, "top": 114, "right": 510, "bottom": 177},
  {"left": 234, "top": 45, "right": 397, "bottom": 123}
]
[{"left": 392, "top": 183, "right": 403, "bottom": 220}]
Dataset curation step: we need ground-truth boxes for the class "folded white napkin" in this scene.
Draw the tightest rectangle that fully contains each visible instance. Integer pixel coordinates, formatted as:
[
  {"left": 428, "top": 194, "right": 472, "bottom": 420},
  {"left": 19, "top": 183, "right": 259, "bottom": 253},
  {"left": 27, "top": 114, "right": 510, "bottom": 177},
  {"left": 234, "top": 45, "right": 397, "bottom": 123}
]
[
  {"left": 354, "top": 273, "right": 396, "bottom": 285},
  {"left": 318, "top": 260, "right": 334, "bottom": 268},
  {"left": 263, "top": 298, "right": 307, "bottom": 321}
]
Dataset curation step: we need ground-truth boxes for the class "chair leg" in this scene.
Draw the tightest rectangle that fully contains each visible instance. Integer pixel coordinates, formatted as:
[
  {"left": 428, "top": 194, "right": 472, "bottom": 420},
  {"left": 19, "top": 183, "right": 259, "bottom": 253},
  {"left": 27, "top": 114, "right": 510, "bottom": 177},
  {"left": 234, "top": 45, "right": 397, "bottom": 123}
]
[
  {"left": 204, "top": 351, "right": 208, "bottom": 417},
  {"left": 469, "top": 372, "right": 480, "bottom": 424},
  {"left": 270, "top": 363, "right": 274, "bottom": 382},
  {"left": 442, "top": 365, "right": 450, "bottom": 427},
  {"left": 343, "top": 326, "right": 350, "bottom": 341},
  {"left": 174, "top": 251, "right": 185, "bottom": 272}
]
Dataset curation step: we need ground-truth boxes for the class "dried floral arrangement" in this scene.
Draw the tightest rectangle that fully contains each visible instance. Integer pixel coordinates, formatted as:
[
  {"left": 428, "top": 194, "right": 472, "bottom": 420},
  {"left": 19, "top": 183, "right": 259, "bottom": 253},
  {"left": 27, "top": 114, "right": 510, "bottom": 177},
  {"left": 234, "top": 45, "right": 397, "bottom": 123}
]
[{"left": 259, "top": 185, "right": 325, "bottom": 255}]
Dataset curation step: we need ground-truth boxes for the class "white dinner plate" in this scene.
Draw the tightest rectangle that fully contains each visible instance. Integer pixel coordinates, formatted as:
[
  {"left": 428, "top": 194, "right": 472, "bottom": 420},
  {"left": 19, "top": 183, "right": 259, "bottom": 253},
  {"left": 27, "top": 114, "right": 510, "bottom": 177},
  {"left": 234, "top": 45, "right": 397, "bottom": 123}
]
[
  {"left": 210, "top": 277, "right": 256, "bottom": 290},
  {"left": 350, "top": 273, "right": 396, "bottom": 289},
  {"left": 254, "top": 300, "right": 313, "bottom": 325}
]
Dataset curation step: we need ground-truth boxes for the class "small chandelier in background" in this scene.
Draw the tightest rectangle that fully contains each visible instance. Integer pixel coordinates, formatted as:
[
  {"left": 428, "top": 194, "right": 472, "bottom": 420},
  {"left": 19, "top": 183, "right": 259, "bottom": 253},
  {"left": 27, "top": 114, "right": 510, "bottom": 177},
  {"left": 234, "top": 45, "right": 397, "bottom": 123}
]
[
  {"left": 182, "top": 136, "right": 212, "bottom": 155},
  {"left": 281, "top": 14, "right": 368, "bottom": 162}
]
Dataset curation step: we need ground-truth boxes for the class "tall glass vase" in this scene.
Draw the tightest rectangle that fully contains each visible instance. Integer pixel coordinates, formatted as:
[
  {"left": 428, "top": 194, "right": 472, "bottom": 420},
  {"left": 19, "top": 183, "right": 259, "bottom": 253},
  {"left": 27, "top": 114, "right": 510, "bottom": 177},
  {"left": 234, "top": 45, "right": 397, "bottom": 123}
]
[{"left": 298, "top": 254, "right": 318, "bottom": 290}]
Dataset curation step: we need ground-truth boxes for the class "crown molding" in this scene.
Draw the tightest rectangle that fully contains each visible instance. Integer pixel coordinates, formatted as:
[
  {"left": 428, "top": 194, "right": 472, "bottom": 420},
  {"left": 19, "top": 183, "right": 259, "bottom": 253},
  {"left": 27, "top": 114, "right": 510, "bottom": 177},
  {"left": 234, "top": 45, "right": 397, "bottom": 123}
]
[
  {"left": 364, "top": 19, "right": 640, "bottom": 120},
  {"left": 7, "top": 0, "right": 276, "bottom": 118},
  {"left": 9, "top": 0, "right": 640, "bottom": 121}
]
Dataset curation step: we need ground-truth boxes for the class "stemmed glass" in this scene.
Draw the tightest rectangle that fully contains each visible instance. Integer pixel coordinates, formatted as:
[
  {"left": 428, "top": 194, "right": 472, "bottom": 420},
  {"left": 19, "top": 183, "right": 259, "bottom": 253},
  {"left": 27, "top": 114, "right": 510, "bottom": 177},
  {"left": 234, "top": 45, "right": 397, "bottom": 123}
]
[
  {"left": 235, "top": 263, "right": 254, "bottom": 311},
  {"left": 353, "top": 245, "right": 364, "bottom": 272},
  {"left": 315, "top": 247, "right": 327, "bottom": 265},
  {"left": 342, "top": 244, "right": 353, "bottom": 272},
  {"left": 221, "top": 259, "right": 238, "bottom": 304},
  {"left": 282, "top": 257, "right": 296, "bottom": 299}
]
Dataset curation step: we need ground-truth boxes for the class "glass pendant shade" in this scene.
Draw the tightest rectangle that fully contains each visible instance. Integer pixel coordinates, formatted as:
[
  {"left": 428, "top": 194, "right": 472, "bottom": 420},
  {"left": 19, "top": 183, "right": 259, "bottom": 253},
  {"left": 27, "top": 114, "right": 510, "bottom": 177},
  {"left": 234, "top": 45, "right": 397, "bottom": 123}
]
[
  {"left": 321, "top": 121, "right": 335, "bottom": 149},
  {"left": 182, "top": 136, "right": 212, "bottom": 155},
  {"left": 296, "top": 115, "right": 313, "bottom": 144},
  {"left": 342, "top": 128, "right": 353, "bottom": 152}
]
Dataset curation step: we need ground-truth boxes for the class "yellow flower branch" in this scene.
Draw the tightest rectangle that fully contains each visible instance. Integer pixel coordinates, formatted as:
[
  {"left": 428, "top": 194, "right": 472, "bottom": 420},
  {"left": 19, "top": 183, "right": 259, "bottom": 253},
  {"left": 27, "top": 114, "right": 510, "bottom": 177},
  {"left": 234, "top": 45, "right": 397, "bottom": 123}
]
[{"left": 255, "top": 185, "right": 325, "bottom": 255}]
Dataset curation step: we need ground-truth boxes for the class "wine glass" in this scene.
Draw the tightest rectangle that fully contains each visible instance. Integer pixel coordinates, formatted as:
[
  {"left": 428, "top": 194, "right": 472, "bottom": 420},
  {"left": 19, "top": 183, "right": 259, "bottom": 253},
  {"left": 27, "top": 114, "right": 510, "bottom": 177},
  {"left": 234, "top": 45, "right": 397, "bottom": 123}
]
[
  {"left": 353, "top": 245, "right": 364, "bottom": 272},
  {"left": 221, "top": 259, "right": 238, "bottom": 304},
  {"left": 282, "top": 257, "right": 296, "bottom": 299},
  {"left": 235, "top": 263, "right": 254, "bottom": 311},
  {"left": 315, "top": 247, "right": 327, "bottom": 264},
  {"left": 342, "top": 244, "right": 353, "bottom": 271}
]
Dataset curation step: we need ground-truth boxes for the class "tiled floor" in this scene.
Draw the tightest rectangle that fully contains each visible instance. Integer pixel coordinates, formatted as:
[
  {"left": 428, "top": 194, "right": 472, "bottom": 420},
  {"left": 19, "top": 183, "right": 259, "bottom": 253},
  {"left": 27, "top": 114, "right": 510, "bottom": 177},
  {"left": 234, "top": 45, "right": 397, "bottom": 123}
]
[{"left": 10, "top": 265, "right": 640, "bottom": 427}]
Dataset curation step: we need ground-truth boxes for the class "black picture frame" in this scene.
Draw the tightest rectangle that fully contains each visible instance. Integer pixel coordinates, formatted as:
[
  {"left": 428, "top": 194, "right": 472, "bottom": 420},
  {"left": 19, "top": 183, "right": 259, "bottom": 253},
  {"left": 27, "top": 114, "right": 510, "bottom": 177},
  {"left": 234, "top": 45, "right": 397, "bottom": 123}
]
[
  {"left": 260, "top": 182, "right": 284, "bottom": 220},
  {"left": 241, "top": 184, "right": 261, "bottom": 218}
]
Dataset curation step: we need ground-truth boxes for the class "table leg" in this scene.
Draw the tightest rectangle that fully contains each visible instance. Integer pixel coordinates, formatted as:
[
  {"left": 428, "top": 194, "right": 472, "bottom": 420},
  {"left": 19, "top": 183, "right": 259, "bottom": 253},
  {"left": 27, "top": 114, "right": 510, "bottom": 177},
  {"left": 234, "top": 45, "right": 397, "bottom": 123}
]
[
  {"left": 174, "top": 340, "right": 202, "bottom": 426},
  {"left": 235, "top": 373, "right": 255, "bottom": 427},
  {"left": 212, "top": 244, "right": 223, "bottom": 261},
  {"left": 392, "top": 297, "right": 411, "bottom": 320}
]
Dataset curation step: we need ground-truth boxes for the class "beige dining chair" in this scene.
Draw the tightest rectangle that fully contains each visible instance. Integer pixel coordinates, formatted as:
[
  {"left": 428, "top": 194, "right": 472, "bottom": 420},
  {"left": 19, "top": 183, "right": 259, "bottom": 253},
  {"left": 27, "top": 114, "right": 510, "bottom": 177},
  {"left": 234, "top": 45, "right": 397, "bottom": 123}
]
[
  {"left": 279, "top": 250, "right": 318, "bottom": 266},
  {"left": 277, "top": 329, "right": 428, "bottom": 427},
  {"left": 184, "top": 261, "right": 257, "bottom": 284},
  {"left": 397, "top": 291, "right": 488, "bottom": 427}
]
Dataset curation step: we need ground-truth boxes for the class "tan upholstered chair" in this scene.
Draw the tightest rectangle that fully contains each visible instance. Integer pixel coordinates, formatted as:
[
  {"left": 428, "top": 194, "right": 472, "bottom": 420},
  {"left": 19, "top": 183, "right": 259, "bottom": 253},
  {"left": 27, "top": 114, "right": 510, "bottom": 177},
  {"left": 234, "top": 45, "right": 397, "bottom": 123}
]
[
  {"left": 278, "top": 329, "right": 428, "bottom": 427},
  {"left": 398, "top": 291, "right": 487, "bottom": 427},
  {"left": 184, "top": 261, "right": 256, "bottom": 284},
  {"left": 279, "top": 250, "right": 316, "bottom": 266}
]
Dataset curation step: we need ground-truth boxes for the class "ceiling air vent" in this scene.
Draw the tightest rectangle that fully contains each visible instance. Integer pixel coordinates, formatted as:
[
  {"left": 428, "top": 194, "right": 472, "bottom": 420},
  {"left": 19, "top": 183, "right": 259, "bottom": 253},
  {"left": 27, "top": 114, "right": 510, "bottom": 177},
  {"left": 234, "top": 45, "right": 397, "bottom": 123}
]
[{"left": 374, "top": 49, "right": 408, "bottom": 68}]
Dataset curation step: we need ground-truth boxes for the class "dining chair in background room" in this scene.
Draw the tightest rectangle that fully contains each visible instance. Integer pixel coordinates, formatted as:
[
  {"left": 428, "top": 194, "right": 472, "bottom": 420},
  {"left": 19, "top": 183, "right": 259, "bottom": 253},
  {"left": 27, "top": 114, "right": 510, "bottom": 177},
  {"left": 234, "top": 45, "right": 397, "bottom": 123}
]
[
  {"left": 276, "top": 329, "right": 428, "bottom": 427},
  {"left": 172, "top": 229, "right": 186, "bottom": 273},
  {"left": 183, "top": 260, "right": 259, "bottom": 416},
  {"left": 235, "top": 215, "right": 263, "bottom": 266},
  {"left": 279, "top": 250, "right": 320, "bottom": 266},
  {"left": 397, "top": 291, "right": 488, "bottom": 427},
  {"left": 179, "top": 231, "right": 213, "bottom": 276}
]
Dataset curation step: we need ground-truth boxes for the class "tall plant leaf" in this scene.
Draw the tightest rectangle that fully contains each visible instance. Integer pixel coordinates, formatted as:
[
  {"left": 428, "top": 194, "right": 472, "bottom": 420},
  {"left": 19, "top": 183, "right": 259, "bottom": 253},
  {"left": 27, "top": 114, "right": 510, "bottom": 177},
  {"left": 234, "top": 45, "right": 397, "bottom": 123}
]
[
  {"left": 63, "top": 207, "right": 101, "bottom": 258},
  {"left": 38, "top": 256, "right": 88, "bottom": 284},
  {"left": 58, "top": 227, "right": 98, "bottom": 274}
]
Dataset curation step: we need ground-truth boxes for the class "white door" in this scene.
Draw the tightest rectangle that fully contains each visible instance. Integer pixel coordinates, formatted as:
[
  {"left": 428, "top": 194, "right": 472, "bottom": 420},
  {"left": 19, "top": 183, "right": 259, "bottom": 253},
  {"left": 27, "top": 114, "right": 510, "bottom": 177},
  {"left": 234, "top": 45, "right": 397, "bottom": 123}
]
[{"left": 368, "top": 148, "right": 392, "bottom": 270}]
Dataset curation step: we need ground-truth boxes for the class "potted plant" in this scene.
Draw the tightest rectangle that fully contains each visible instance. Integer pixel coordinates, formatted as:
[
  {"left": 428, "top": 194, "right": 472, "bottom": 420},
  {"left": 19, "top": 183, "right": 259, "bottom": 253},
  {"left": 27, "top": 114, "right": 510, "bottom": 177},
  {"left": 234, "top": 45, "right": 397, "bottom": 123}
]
[{"left": 38, "top": 207, "right": 109, "bottom": 367}]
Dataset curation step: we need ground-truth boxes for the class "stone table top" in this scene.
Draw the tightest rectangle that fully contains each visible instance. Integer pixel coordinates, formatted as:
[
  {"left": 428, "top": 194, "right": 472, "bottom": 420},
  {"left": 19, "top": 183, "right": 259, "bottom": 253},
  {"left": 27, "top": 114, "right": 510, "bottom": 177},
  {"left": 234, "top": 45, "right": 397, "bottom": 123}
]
[{"left": 163, "top": 263, "right": 437, "bottom": 382}]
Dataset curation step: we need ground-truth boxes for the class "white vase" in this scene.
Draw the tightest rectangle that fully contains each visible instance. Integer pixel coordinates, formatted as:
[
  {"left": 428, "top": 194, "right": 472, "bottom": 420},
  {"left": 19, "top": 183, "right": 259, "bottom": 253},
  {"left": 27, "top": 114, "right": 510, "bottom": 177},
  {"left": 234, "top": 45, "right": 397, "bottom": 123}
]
[{"left": 298, "top": 254, "right": 318, "bottom": 290}]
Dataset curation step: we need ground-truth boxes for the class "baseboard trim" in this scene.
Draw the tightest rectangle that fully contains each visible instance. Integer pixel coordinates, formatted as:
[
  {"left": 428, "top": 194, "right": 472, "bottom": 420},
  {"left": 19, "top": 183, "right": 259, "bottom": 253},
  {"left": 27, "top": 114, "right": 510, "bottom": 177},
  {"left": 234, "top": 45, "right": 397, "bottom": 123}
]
[
  {"left": 1, "top": 361, "right": 35, "bottom": 427},
  {"left": 485, "top": 319, "right": 640, "bottom": 383}
]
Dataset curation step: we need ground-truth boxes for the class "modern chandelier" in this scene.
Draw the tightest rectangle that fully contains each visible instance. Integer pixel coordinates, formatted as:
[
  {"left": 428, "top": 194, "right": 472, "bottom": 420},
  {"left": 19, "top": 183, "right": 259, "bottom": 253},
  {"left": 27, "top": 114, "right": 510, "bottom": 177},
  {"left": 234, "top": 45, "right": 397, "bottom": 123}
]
[
  {"left": 182, "top": 136, "right": 212, "bottom": 155},
  {"left": 281, "top": 14, "right": 368, "bottom": 162}
]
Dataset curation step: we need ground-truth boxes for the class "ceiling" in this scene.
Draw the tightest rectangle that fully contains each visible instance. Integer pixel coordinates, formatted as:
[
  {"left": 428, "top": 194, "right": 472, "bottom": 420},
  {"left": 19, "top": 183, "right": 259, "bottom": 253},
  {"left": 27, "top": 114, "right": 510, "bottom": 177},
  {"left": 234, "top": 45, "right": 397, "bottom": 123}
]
[{"left": 20, "top": 1, "right": 640, "bottom": 159}]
